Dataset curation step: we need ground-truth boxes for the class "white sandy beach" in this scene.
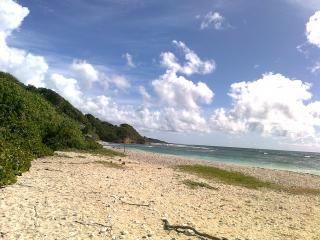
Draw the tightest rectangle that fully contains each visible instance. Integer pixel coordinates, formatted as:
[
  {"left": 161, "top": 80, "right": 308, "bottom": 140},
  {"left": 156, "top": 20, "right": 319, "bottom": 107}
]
[{"left": 0, "top": 150, "right": 320, "bottom": 240}]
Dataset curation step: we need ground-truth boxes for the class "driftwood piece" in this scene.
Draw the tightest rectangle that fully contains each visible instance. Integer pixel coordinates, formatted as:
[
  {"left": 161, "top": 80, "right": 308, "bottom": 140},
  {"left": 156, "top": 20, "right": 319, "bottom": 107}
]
[
  {"left": 162, "top": 219, "right": 227, "bottom": 240},
  {"left": 17, "top": 183, "right": 34, "bottom": 188},
  {"left": 120, "top": 200, "right": 150, "bottom": 207},
  {"left": 44, "top": 168, "right": 63, "bottom": 172}
]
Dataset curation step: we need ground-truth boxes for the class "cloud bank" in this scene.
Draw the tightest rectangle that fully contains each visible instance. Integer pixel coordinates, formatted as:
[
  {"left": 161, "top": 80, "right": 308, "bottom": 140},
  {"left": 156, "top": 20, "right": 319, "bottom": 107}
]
[{"left": 211, "top": 73, "right": 320, "bottom": 143}]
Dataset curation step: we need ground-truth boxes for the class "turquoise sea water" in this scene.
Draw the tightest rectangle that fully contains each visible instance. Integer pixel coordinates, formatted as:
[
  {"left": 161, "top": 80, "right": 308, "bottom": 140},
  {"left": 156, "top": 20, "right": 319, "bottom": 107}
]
[{"left": 105, "top": 143, "right": 320, "bottom": 176}]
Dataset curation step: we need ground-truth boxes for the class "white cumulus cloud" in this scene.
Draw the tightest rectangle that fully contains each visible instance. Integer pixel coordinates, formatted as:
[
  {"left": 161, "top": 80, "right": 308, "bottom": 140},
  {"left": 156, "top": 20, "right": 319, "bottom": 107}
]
[
  {"left": 70, "top": 59, "right": 130, "bottom": 90},
  {"left": 211, "top": 108, "right": 247, "bottom": 134},
  {"left": 161, "top": 40, "right": 215, "bottom": 75},
  {"left": 149, "top": 41, "right": 215, "bottom": 132},
  {"left": 81, "top": 95, "right": 137, "bottom": 124},
  {"left": 152, "top": 71, "right": 213, "bottom": 110},
  {"left": 0, "top": 0, "right": 48, "bottom": 87},
  {"left": 71, "top": 60, "right": 99, "bottom": 87},
  {"left": 50, "top": 72, "right": 134, "bottom": 125},
  {"left": 0, "top": 0, "right": 29, "bottom": 33},
  {"left": 211, "top": 73, "right": 320, "bottom": 142},
  {"left": 99, "top": 72, "right": 130, "bottom": 90},
  {"left": 306, "top": 11, "right": 320, "bottom": 48},
  {"left": 51, "top": 73, "right": 83, "bottom": 106},
  {"left": 135, "top": 107, "right": 209, "bottom": 132},
  {"left": 160, "top": 108, "right": 209, "bottom": 132},
  {"left": 199, "top": 11, "right": 226, "bottom": 30},
  {"left": 109, "top": 75, "right": 130, "bottom": 89}
]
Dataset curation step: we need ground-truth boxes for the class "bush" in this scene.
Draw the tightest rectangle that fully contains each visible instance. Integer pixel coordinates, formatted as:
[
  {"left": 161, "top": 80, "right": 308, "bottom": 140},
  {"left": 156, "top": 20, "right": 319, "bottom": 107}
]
[
  {"left": 0, "top": 139, "right": 33, "bottom": 186},
  {"left": 0, "top": 72, "right": 101, "bottom": 186},
  {"left": 43, "top": 119, "right": 87, "bottom": 150}
]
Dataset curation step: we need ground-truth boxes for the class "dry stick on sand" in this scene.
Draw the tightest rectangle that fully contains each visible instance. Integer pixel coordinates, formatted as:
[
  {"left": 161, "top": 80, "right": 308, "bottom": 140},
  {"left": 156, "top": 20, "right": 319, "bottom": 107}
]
[
  {"left": 120, "top": 200, "right": 150, "bottom": 207},
  {"left": 44, "top": 168, "right": 63, "bottom": 172},
  {"left": 17, "top": 183, "right": 34, "bottom": 188},
  {"left": 162, "top": 219, "right": 227, "bottom": 240}
]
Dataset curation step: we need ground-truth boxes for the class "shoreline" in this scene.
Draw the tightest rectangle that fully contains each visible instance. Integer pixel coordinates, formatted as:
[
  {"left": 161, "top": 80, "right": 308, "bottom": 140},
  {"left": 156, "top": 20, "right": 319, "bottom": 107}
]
[
  {"left": 1, "top": 150, "right": 319, "bottom": 239},
  {"left": 107, "top": 142, "right": 320, "bottom": 176},
  {"left": 128, "top": 147, "right": 320, "bottom": 175},
  {"left": 115, "top": 148, "right": 320, "bottom": 189}
]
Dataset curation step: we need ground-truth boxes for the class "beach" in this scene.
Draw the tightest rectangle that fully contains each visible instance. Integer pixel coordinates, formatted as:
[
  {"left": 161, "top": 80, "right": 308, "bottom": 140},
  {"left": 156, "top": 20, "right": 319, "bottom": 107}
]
[{"left": 0, "top": 150, "right": 319, "bottom": 240}]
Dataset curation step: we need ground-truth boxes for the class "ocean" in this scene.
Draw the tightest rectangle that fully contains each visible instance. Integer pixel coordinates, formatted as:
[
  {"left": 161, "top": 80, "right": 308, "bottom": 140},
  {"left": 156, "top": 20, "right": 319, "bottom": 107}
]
[{"left": 105, "top": 142, "right": 320, "bottom": 176}]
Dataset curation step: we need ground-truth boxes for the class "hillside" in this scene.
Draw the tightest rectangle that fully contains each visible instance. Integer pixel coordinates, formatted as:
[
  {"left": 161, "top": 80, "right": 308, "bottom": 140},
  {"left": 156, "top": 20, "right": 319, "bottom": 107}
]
[
  {"left": 0, "top": 72, "right": 164, "bottom": 186},
  {"left": 25, "top": 86, "right": 99, "bottom": 139},
  {"left": 26, "top": 86, "right": 89, "bottom": 127},
  {"left": 85, "top": 115, "right": 146, "bottom": 143},
  {"left": 27, "top": 87, "right": 162, "bottom": 144}
]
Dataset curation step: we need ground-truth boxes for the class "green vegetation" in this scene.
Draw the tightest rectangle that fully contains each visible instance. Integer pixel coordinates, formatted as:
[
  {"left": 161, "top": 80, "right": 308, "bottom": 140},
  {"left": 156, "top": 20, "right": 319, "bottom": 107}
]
[
  {"left": 182, "top": 179, "right": 218, "bottom": 190},
  {"left": 0, "top": 72, "right": 117, "bottom": 186},
  {"left": 177, "top": 165, "right": 272, "bottom": 189},
  {"left": 144, "top": 137, "right": 167, "bottom": 144},
  {"left": 85, "top": 114, "right": 146, "bottom": 143},
  {"left": 28, "top": 87, "right": 165, "bottom": 144},
  {"left": 177, "top": 165, "right": 320, "bottom": 195},
  {"left": 26, "top": 86, "right": 89, "bottom": 127},
  {"left": 0, "top": 71, "right": 161, "bottom": 186}
]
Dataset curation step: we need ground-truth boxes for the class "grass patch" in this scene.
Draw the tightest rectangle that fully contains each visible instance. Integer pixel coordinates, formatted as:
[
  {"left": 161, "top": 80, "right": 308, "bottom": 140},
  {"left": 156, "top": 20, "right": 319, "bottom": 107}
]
[
  {"left": 65, "top": 148, "right": 125, "bottom": 157},
  {"left": 93, "top": 160, "right": 124, "bottom": 169},
  {"left": 177, "top": 164, "right": 272, "bottom": 189},
  {"left": 177, "top": 165, "right": 320, "bottom": 195},
  {"left": 182, "top": 179, "right": 218, "bottom": 190}
]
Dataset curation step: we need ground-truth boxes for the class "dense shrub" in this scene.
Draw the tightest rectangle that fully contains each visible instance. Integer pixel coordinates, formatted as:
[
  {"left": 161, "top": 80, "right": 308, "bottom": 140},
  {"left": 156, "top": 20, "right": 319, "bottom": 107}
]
[
  {"left": 0, "top": 139, "right": 33, "bottom": 186},
  {"left": 0, "top": 72, "right": 99, "bottom": 186}
]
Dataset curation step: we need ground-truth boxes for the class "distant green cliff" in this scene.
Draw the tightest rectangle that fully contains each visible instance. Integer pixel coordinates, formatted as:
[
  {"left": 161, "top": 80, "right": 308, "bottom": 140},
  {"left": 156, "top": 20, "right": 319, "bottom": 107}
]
[{"left": 27, "top": 86, "right": 164, "bottom": 144}]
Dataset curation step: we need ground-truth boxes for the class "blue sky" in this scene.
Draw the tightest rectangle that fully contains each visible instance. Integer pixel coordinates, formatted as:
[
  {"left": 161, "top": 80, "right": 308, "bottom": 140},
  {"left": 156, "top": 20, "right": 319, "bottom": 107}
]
[{"left": 1, "top": 0, "right": 320, "bottom": 151}]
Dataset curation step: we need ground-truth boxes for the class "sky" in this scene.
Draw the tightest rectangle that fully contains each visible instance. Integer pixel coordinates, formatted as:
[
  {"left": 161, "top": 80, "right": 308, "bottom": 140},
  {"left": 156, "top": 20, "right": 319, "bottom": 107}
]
[{"left": 1, "top": 0, "right": 320, "bottom": 151}]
